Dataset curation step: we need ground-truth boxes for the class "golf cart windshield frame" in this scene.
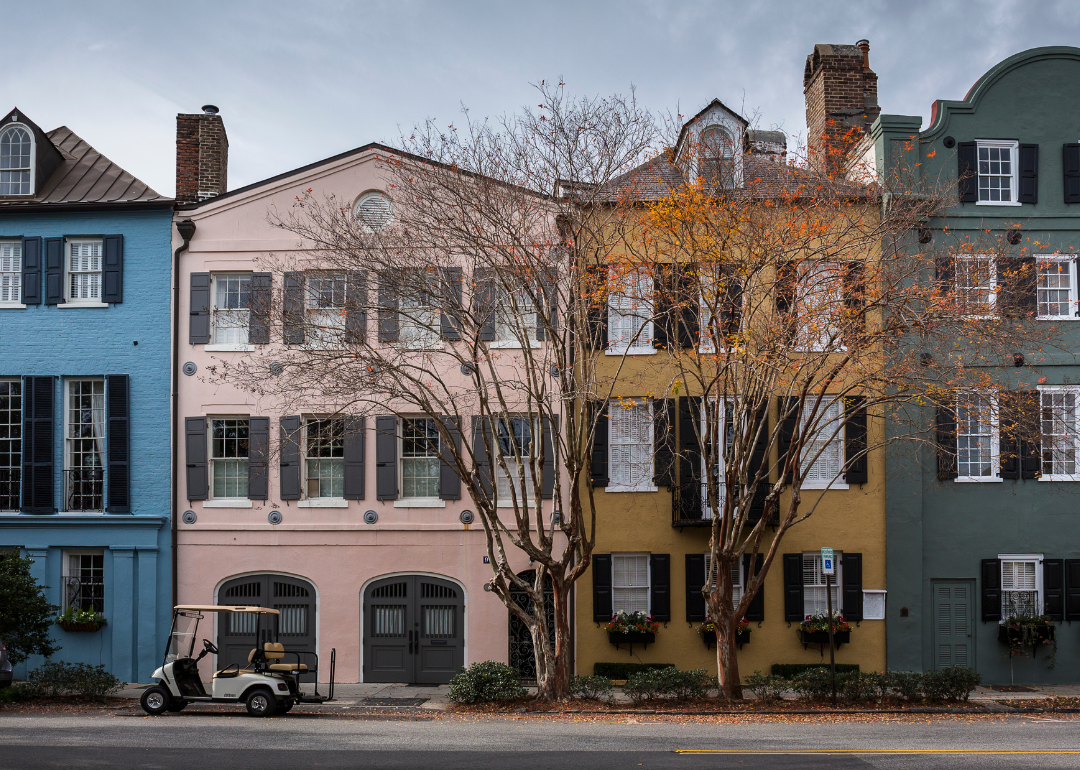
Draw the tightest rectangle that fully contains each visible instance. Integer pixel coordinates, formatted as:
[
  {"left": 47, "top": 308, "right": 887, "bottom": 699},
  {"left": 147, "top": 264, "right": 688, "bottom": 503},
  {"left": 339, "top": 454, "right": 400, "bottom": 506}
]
[{"left": 162, "top": 605, "right": 280, "bottom": 667}]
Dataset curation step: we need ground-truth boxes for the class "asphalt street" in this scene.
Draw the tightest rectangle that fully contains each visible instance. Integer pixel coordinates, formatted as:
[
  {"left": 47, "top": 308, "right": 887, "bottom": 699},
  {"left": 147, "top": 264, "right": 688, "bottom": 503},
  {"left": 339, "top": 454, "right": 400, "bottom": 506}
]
[{"left": 3, "top": 711, "right": 1080, "bottom": 769}]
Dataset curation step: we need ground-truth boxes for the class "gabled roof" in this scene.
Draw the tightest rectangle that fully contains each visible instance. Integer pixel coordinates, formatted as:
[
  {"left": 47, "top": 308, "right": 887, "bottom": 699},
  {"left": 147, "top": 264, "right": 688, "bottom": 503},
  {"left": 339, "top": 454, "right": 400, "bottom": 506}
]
[{"left": 674, "top": 98, "right": 749, "bottom": 154}]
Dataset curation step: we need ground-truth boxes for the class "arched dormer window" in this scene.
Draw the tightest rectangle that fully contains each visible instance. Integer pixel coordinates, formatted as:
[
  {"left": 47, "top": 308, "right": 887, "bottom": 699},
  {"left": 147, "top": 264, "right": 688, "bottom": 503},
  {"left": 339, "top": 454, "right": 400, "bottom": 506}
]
[
  {"left": 0, "top": 125, "right": 33, "bottom": 195},
  {"left": 700, "top": 124, "right": 734, "bottom": 188}
]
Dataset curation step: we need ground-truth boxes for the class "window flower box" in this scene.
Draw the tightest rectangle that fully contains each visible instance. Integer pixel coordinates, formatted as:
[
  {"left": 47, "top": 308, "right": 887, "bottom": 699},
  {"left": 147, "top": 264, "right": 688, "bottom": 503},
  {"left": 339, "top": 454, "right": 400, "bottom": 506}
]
[
  {"left": 797, "top": 612, "right": 851, "bottom": 648},
  {"left": 608, "top": 631, "right": 655, "bottom": 652},
  {"left": 798, "top": 629, "right": 850, "bottom": 648},
  {"left": 998, "top": 616, "right": 1056, "bottom": 657},
  {"left": 604, "top": 611, "right": 660, "bottom": 654},
  {"left": 55, "top": 608, "right": 107, "bottom": 633}
]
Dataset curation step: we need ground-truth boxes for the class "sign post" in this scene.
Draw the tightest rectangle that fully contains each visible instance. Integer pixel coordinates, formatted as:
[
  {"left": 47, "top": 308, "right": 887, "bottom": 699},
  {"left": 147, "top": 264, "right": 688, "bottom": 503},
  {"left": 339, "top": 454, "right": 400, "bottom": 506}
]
[{"left": 821, "top": 547, "right": 837, "bottom": 706}]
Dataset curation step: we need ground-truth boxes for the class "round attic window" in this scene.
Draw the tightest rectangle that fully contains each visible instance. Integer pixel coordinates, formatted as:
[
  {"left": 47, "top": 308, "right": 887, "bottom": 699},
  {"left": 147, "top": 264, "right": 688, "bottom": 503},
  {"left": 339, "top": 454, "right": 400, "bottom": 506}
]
[{"left": 354, "top": 191, "right": 393, "bottom": 232}]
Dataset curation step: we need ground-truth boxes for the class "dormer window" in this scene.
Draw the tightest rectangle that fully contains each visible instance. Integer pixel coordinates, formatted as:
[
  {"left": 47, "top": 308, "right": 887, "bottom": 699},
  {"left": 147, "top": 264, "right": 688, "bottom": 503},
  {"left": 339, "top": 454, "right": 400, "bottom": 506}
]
[
  {"left": 700, "top": 124, "right": 735, "bottom": 188},
  {"left": 0, "top": 125, "right": 33, "bottom": 195}
]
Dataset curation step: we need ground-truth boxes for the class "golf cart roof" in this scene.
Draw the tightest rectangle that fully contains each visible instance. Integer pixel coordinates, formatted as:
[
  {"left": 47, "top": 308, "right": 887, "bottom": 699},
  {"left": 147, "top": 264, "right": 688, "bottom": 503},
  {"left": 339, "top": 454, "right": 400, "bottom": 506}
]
[{"left": 173, "top": 605, "right": 281, "bottom": 615}]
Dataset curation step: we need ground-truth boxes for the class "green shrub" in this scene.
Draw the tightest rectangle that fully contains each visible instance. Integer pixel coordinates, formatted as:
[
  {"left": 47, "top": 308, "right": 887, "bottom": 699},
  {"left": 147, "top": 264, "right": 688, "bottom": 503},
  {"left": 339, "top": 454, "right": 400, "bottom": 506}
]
[
  {"left": 921, "top": 666, "right": 981, "bottom": 702},
  {"left": 771, "top": 663, "right": 860, "bottom": 679},
  {"left": 742, "top": 671, "right": 786, "bottom": 702},
  {"left": 887, "top": 671, "right": 924, "bottom": 701},
  {"left": 570, "top": 675, "right": 613, "bottom": 701},
  {"left": 447, "top": 661, "right": 527, "bottom": 704},
  {"left": 23, "top": 661, "right": 125, "bottom": 701},
  {"left": 623, "top": 668, "right": 714, "bottom": 702},
  {"left": 0, "top": 685, "right": 30, "bottom": 705},
  {"left": 789, "top": 667, "right": 834, "bottom": 700},
  {"left": 623, "top": 669, "right": 668, "bottom": 703},
  {"left": 593, "top": 662, "right": 674, "bottom": 680}
]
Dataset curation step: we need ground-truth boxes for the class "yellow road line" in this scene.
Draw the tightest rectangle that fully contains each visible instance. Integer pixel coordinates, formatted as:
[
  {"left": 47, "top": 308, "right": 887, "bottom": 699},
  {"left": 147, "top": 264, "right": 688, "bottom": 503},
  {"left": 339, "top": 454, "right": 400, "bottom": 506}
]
[{"left": 675, "top": 749, "right": 1080, "bottom": 756}]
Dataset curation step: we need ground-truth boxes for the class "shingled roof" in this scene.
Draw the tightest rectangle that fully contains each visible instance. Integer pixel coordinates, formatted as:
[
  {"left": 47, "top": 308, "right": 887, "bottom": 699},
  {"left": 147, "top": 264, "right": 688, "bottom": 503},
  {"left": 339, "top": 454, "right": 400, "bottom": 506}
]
[{"left": 0, "top": 125, "right": 167, "bottom": 208}]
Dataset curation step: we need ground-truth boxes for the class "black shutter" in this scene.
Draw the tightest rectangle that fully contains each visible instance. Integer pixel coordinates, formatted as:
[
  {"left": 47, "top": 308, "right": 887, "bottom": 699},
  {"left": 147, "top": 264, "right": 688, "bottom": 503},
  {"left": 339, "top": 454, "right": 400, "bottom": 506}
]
[
  {"left": 653, "top": 398, "right": 675, "bottom": 486},
  {"left": 343, "top": 270, "right": 366, "bottom": 345},
  {"left": 842, "top": 261, "right": 865, "bottom": 343},
  {"left": 440, "top": 267, "right": 462, "bottom": 340},
  {"left": 439, "top": 416, "right": 462, "bottom": 501},
  {"left": 934, "top": 255, "right": 956, "bottom": 299},
  {"left": 248, "top": 273, "right": 271, "bottom": 344},
  {"left": 841, "top": 552, "right": 863, "bottom": 621},
  {"left": 1044, "top": 559, "right": 1064, "bottom": 622},
  {"left": 981, "top": 558, "right": 1001, "bottom": 622},
  {"left": 21, "top": 236, "right": 41, "bottom": 305},
  {"left": 343, "top": 416, "right": 365, "bottom": 500},
  {"left": 650, "top": 553, "right": 670, "bottom": 621},
  {"left": 720, "top": 267, "right": 743, "bottom": 342},
  {"left": 102, "top": 234, "right": 123, "bottom": 303},
  {"left": 1018, "top": 144, "right": 1038, "bottom": 204},
  {"left": 777, "top": 397, "right": 799, "bottom": 483},
  {"left": 21, "top": 376, "right": 54, "bottom": 513},
  {"left": 997, "top": 257, "right": 1036, "bottom": 317},
  {"left": 589, "top": 401, "right": 609, "bottom": 486},
  {"left": 744, "top": 553, "right": 765, "bottom": 622},
  {"left": 540, "top": 415, "right": 556, "bottom": 500},
  {"left": 472, "top": 268, "right": 496, "bottom": 342},
  {"left": 1064, "top": 143, "right": 1080, "bottom": 204},
  {"left": 685, "top": 553, "right": 707, "bottom": 622},
  {"left": 189, "top": 272, "right": 212, "bottom": 344},
  {"left": 592, "top": 553, "right": 613, "bottom": 622},
  {"left": 283, "top": 272, "right": 305, "bottom": 345},
  {"left": 652, "top": 271, "right": 669, "bottom": 349},
  {"left": 375, "top": 415, "right": 397, "bottom": 501},
  {"left": 676, "top": 270, "right": 699, "bottom": 348},
  {"left": 536, "top": 273, "right": 557, "bottom": 341},
  {"left": 844, "top": 396, "right": 868, "bottom": 484},
  {"left": 105, "top": 374, "right": 129, "bottom": 512},
  {"left": 1019, "top": 391, "right": 1041, "bottom": 480},
  {"left": 1065, "top": 559, "right": 1080, "bottom": 621},
  {"left": 936, "top": 402, "right": 958, "bottom": 480},
  {"left": 184, "top": 416, "right": 208, "bottom": 501},
  {"left": 775, "top": 261, "right": 796, "bottom": 342},
  {"left": 247, "top": 416, "right": 270, "bottom": 500},
  {"left": 278, "top": 415, "right": 301, "bottom": 500},
  {"left": 377, "top": 271, "right": 399, "bottom": 343},
  {"left": 678, "top": 395, "right": 702, "bottom": 488},
  {"left": 957, "top": 141, "right": 978, "bottom": 202},
  {"left": 43, "top": 237, "right": 63, "bottom": 305},
  {"left": 585, "top": 266, "right": 608, "bottom": 348},
  {"left": 745, "top": 403, "right": 770, "bottom": 525},
  {"left": 472, "top": 416, "right": 492, "bottom": 498},
  {"left": 783, "top": 553, "right": 804, "bottom": 622},
  {"left": 999, "top": 391, "right": 1020, "bottom": 480}
]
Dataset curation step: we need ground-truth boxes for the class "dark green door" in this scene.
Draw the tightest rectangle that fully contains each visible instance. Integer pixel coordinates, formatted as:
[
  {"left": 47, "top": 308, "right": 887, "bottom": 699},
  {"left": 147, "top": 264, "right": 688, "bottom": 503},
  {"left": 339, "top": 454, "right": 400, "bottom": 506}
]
[
  {"left": 932, "top": 580, "right": 974, "bottom": 669},
  {"left": 218, "top": 574, "right": 317, "bottom": 677}
]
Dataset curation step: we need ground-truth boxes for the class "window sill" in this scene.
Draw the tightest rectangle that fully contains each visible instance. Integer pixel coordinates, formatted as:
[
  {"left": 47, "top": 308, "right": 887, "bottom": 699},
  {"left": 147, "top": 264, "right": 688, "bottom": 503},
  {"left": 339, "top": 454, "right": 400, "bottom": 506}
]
[
  {"left": 206, "top": 343, "right": 255, "bottom": 352},
  {"left": 202, "top": 499, "right": 253, "bottom": 508},
  {"left": 1037, "top": 316, "right": 1080, "bottom": 321},
  {"left": 490, "top": 341, "right": 541, "bottom": 349},
  {"left": 1039, "top": 475, "right": 1080, "bottom": 482},
  {"left": 393, "top": 499, "right": 447, "bottom": 508},
  {"left": 800, "top": 482, "right": 850, "bottom": 490},
  {"left": 954, "top": 477, "right": 1003, "bottom": 483},
  {"left": 393, "top": 342, "right": 445, "bottom": 351},
  {"left": 606, "top": 485, "right": 659, "bottom": 493},
  {"left": 57, "top": 302, "right": 109, "bottom": 309},
  {"left": 0, "top": 302, "right": 26, "bottom": 309},
  {"left": 297, "top": 498, "right": 349, "bottom": 508},
  {"left": 975, "top": 200, "right": 1022, "bottom": 207},
  {"left": 497, "top": 501, "right": 536, "bottom": 508},
  {"left": 605, "top": 348, "right": 656, "bottom": 356}
]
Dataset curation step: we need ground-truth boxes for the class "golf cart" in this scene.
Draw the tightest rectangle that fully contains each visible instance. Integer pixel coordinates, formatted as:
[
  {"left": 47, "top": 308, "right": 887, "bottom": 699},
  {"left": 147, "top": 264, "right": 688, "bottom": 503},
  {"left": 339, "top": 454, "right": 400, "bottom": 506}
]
[{"left": 141, "top": 605, "right": 335, "bottom": 717}]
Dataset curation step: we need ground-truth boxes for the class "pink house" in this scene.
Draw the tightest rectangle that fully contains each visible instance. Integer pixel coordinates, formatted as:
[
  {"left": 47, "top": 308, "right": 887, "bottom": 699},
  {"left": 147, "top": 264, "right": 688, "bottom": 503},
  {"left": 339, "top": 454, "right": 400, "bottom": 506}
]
[{"left": 170, "top": 109, "right": 559, "bottom": 684}]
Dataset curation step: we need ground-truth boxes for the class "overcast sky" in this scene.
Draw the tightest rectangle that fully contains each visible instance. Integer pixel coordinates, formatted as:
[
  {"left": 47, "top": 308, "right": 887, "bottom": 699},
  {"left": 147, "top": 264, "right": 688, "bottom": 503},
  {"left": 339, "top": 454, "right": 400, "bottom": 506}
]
[{"left": 4, "top": 0, "right": 1079, "bottom": 196}]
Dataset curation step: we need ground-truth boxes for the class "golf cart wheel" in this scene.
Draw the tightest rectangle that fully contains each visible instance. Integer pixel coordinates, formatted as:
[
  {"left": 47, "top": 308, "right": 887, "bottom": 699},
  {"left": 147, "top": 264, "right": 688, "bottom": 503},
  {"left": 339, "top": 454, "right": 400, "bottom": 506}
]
[
  {"left": 278, "top": 700, "right": 294, "bottom": 713},
  {"left": 140, "top": 686, "right": 171, "bottom": 715},
  {"left": 166, "top": 700, "right": 188, "bottom": 712},
  {"left": 245, "top": 688, "right": 277, "bottom": 717}
]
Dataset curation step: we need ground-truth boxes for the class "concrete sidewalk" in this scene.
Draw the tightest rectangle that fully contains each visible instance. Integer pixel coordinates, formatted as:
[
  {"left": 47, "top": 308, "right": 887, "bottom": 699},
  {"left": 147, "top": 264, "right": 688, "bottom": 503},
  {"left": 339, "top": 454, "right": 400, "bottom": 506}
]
[{"left": 118, "top": 682, "right": 452, "bottom": 709}]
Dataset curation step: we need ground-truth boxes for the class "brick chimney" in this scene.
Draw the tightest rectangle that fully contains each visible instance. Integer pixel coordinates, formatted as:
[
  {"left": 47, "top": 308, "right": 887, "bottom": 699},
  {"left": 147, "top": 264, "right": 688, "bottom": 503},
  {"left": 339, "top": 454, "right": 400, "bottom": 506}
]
[
  {"left": 803, "top": 40, "right": 880, "bottom": 171},
  {"left": 176, "top": 106, "right": 228, "bottom": 203}
]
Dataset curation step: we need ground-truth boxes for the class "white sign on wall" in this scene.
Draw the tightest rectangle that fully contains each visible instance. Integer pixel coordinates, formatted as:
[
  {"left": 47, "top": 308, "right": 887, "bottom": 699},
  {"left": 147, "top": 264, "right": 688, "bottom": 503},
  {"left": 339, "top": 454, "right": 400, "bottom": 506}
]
[{"left": 821, "top": 547, "right": 835, "bottom": 575}]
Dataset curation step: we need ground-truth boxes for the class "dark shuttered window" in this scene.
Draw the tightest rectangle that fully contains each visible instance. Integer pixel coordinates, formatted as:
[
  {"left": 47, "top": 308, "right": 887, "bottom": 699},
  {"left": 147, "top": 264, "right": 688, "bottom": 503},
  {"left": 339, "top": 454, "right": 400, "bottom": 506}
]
[
  {"left": 374, "top": 415, "right": 398, "bottom": 501},
  {"left": 278, "top": 415, "right": 302, "bottom": 500},
  {"left": 844, "top": 396, "right": 868, "bottom": 485},
  {"left": 21, "top": 236, "right": 41, "bottom": 305},
  {"left": 438, "top": 416, "right": 461, "bottom": 501},
  {"left": 841, "top": 552, "right": 863, "bottom": 621},
  {"left": 743, "top": 553, "right": 765, "bottom": 622},
  {"left": 589, "top": 401, "right": 609, "bottom": 486},
  {"left": 189, "top": 273, "right": 212, "bottom": 344},
  {"left": 21, "top": 376, "right": 54, "bottom": 513},
  {"left": 685, "top": 553, "right": 707, "bottom": 622},
  {"left": 343, "top": 416, "right": 366, "bottom": 500},
  {"left": 43, "top": 237, "right": 63, "bottom": 305},
  {"left": 102, "top": 234, "right": 123, "bottom": 303},
  {"left": 184, "top": 416, "right": 209, "bottom": 501},
  {"left": 247, "top": 416, "right": 270, "bottom": 500},
  {"left": 1044, "top": 559, "right": 1064, "bottom": 622},
  {"left": 1064, "top": 143, "right": 1080, "bottom": 204},
  {"left": 248, "top": 273, "right": 272, "bottom": 344},
  {"left": 283, "top": 272, "right": 305, "bottom": 345},
  {"left": 104, "top": 375, "right": 129, "bottom": 512},
  {"left": 981, "top": 558, "right": 1002, "bottom": 622},
  {"left": 592, "top": 553, "right": 613, "bottom": 622},
  {"left": 783, "top": 553, "right": 804, "bottom": 621},
  {"left": 650, "top": 553, "right": 670, "bottom": 622}
]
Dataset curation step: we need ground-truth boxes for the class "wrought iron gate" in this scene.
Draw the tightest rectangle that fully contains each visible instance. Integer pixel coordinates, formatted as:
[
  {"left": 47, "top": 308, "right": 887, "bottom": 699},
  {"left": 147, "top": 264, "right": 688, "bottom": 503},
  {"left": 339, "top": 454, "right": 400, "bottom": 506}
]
[{"left": 508, "top": 570, "right": 555, "bottom": 681}]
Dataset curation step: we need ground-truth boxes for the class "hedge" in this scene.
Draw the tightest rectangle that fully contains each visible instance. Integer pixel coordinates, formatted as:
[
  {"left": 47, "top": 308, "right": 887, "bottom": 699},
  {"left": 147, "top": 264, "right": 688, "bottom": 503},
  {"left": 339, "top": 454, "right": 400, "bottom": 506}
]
[
  {"left": 594, "top": 662, "right": 675, "bottom": 680},
  {"left": 771, "top": 663, "right": 860, "bottom": 679}
]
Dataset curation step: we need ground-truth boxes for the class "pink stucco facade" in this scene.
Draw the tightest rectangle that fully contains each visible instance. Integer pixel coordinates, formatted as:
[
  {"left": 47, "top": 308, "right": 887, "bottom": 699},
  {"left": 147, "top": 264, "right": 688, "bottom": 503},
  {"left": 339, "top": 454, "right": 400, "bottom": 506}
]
[{"left": 172, "top": 147, "right": 560, "bottom": 683}]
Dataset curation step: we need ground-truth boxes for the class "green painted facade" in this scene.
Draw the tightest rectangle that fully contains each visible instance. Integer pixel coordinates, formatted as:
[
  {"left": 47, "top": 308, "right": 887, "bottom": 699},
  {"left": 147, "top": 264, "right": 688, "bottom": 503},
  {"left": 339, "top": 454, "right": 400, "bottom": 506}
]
[{"left": 875, "top": 47, "right": 1080, "bottom": 683}]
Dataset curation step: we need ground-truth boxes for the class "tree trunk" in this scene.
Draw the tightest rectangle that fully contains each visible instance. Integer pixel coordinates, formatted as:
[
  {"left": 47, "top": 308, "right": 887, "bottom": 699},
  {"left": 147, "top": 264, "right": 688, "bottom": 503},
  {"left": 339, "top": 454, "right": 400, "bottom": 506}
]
[
  {"left": 714, "top": 616, "right": 743, "bottom": 700},
  {"left": 532, "top": 582, "right": 572, "bottom": 701}
]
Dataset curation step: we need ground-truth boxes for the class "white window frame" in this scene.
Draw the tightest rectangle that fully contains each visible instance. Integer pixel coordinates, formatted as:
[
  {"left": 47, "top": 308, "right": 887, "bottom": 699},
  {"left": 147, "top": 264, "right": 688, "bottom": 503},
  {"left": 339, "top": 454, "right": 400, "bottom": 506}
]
[
  {"left": 0, "top": 239, "right": 23, "bottom": 306},
  {"left": 494, "top": 416, "right": 537, "bottom": 507},
  {"left": 63, "top": 238, "right": 106, "bottom": 306},
  {"left": 795, "top": 261, "right": 842, "bottom": 352},
  {"left": 955, "top": 254, "right": 997, "bottom": 318},
  {"left": 0, "top": 123, "right": 35, "bottom": 196},
  {"left": 704, "top": 552, "right": 743, "bottom": 610},
  {"left": 0, "top": 378, "right": 20, "bottom": 511},
  {"left": 300, "top": 416, "right": 345, "bottom": 504},
  {"left": 491, "top": 280, "right": 540, "bottom": 349},
  {"left": 999, "top": 553, "right": 1043, "bottom": 619},
  {"left": 62, "top": 549, "right": 104, "bottom": 614},
  {"left": 304, "top": 271, "right": 348, "bottom": 350},
  {"left": 63, "top": 377, "right": 106, "bottom": 513},
  {"left": 207, "top": 415, "right": 250, "bottom": 505},
  {"left": 955, "top": 391, "right": 1000, "bottom": 482},
  {"left": 802, "top": 551, "right": 842, "bottom": 617},
  {"left": 398, "top": 415, "right": 442, "bottom": 503},
  {"left": 1035, "top": 255, "right": 1078, "bottom": 321},
  {"left": 606, "top": 270, "right": 655, "bottom": 355},
  {"left": 976, "top": 139, "right": 1021, "bottom": 206},
  {"left": 608, "top": 399, "right": 655, "bottom": 493},
  {"left": 1037, "top": 385, "right": 1080, "bottom": 481},
  {"left": 611, "top": 552, "right": 650, "bottom": 615},
  {"left": 207, "top": 272, "right": 254, "bottom": 351},
  {"left": 701, "top": 398, "right": 732, "bottom": 519},
  {"left": 800, "top": 400, "right": 848, "bottom": 490}
]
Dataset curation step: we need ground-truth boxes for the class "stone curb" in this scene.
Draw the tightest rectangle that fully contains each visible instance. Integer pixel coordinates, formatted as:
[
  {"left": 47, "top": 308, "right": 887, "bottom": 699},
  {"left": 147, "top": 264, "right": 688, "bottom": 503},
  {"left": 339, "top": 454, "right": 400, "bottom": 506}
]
[{"left": 526, "top": 707, "right": 1080, "bottom": 716}]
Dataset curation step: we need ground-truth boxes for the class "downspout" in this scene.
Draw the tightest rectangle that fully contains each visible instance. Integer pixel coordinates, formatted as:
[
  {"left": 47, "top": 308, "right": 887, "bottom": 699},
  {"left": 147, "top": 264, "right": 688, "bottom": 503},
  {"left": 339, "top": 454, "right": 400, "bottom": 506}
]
[{"left": 171, "top": 219, "right": 196, "bottom": 608}]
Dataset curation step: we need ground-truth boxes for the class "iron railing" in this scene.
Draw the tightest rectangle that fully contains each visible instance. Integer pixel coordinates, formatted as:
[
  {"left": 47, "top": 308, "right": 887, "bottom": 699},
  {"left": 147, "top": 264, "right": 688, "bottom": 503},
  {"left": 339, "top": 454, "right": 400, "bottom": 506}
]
[
  {"left": 65, "top": 468, "right": 104, "bottom": 511},
  {"left": 0, "top": 468, "right": 18, "bottom": 510},
  {"left": 671, "top": 482, "right": 777, "bottom": 528},
  {"left": 65, "top": 575, "right": 105, "bottom": 614},
  {"left": 1003, "top": 590, "right": 1039, "bottom": 618}
]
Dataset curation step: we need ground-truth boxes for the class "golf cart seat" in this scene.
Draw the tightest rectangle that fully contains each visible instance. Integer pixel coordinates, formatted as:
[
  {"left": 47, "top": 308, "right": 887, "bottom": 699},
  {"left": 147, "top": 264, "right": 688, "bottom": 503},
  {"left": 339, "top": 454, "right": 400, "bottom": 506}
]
[
  {"left": 249, "top": 642, "right": 309, "bottom": 671},
  {"left": 214, "top": 664, "right": 254, "bottom": 679}
]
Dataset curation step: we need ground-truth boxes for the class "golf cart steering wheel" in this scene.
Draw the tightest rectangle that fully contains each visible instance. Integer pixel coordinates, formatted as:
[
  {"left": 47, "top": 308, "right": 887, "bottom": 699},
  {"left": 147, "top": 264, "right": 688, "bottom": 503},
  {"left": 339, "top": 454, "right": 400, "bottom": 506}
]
[{"left": 202, "top": 639, "right": 219, "bottom": 655}]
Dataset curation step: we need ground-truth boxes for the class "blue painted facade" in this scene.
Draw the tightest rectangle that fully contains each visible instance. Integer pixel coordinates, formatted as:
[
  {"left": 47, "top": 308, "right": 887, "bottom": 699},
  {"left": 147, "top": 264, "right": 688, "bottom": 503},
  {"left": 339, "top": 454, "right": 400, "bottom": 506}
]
[{"left": 0, "top": 204, "right": 174, "bottom": 683}]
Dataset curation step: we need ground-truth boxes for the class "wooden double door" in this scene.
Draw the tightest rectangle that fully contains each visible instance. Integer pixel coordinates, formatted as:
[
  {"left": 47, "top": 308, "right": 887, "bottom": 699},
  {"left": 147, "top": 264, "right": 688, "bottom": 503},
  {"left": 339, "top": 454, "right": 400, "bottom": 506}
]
[
  {"left": 363, "top": 575, "right": 464, "bottom": 684},
  {"left": 217, "top": 574, "right": 317, "bottom": 680}
]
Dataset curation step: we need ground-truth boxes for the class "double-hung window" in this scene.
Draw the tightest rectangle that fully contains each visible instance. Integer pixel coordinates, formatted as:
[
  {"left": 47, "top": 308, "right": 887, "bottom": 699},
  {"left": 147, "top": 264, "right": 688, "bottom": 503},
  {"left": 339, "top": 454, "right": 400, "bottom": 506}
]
[
  {"left": 401, "top": 417, "right": 440, "bottom": 499},
  {"left": 803, "top": 551, "right": 841, "bottom": 616},
  {"left": 976, "top": 140, "right": 1019, "bottom": 205},
  {"left": 65, "top": 378, "right": 105, "bottom": 512},
  {"left": 306, "top": 272, "right": 347, "bottom": 348},
  {"left": 210, "top": 418, "right": 249, "bottom": 499},
  {"left": 0, "top": 240, "right": 21, "bottom": 304},
  {"left": 305, "top": 417, "right": 344, "bottom": 499},
  {"left": 1000, "top": 555, "right": 1042, "bottom": 618},
  {"left": 1038, "top": 386, "right": 1080, "bottom": 480},
  {"left": 956, "top": 392, "right": 999, "bottom": 481},
  {"left": 0, "top": 379, "right": 20, "bottom": 510},
  {"left": 67, "top": 240, "right": 103, "bottom": 303},
  {"left": 955, "top": 255, "right": 996, "bottom": 317},
  {"left": 399, "top": 278, "right": 440, "bottom": 349},
  {"left": 63, "top": 551, "right": 104, "bottom": 613},
  {"left": 493, "top": 282, "right": 537, "bottom": 347},
  {"left": 800, "top": 400, "right": 846, "bottom": 489},
  {"left": 495, "top": 416, "right": 536, "bottom": 503},
  {"left": 701, "top": 399, "right": 732, "bottom": 518},
  {"left": 212, "top": 273, "right": 252, "bottom": 345},
  {"left": 796, "top": 262, "right": 841, "bottom": 351},
  {"left": 609, "top": 400, "right": 654, "bottom": 492},
  {"left": 607, "top": 271, "right": 653, "bottom": 354},
  {"left": 1036, "top": 257, "right": 1077, "bottom": 320},
  {"left": 704, "top": 552, "right": 743, "bottom": 609},
  {"left": 612, "top": 553, "right": 650, "bottom": 614}
]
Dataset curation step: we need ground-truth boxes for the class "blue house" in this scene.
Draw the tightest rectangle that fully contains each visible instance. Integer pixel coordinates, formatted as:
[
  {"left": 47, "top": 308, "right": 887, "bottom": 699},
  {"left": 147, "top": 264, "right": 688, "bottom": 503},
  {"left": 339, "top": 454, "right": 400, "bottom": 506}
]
[{"left": 0, "top": 107, "right": 173, "bottom": 682}]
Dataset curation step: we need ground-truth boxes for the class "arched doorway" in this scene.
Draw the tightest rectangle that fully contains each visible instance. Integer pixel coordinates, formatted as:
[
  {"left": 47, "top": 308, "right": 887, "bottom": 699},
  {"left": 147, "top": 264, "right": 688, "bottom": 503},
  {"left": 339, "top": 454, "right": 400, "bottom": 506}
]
[
  {"left": 217, "top": 574, "right": 317, "bottom": 679},
  {"left": 508, "top": 570, "right": 555, "bottom": 681},
  {"left": 363, "top": 575, "right": 464, "bottom": 684}
]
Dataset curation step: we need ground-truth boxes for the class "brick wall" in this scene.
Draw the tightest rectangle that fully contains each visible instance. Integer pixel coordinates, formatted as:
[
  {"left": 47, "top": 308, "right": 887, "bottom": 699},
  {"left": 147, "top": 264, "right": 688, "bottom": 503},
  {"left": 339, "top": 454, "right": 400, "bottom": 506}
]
[
  {"left": 176, "top": 113, "right": 228, "bottom": 203},
  {"left": 803, "top": 42, "right": 880, "bottom": 171}
]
